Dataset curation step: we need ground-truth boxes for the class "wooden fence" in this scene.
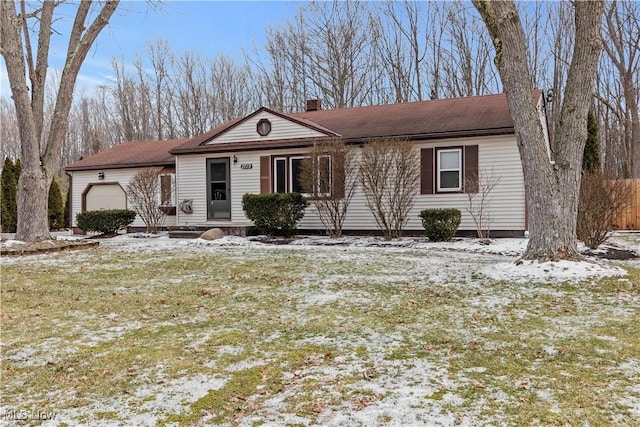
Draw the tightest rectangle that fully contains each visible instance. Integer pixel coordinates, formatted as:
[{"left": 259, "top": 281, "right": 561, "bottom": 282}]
[{"left": 613, "top": 179, "right": 640, "bottom": 230}]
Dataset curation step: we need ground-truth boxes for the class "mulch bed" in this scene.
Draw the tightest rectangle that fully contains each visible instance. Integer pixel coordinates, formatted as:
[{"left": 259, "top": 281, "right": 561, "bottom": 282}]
[
  {"left": 0, "top": 239, "right": 99, "bottom": 256},
  {"left": 582, "top": 246, "right": 639, "bottom": 261}
]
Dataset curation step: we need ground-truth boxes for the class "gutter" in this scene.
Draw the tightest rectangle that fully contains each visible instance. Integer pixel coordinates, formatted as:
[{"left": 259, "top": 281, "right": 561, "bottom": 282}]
[{"left": 169, "top": 127, "right": 515, "bottom": 155}]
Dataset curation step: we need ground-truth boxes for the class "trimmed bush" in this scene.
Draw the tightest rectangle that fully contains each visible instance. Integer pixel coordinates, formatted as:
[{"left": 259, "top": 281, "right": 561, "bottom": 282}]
[
  {"left": 419, "top": 208, "right": 461, "bottom": 242},
  {"left": 242, "top": 193, "right": 308, "bottom": 237},
  {"left": 76, "top": 209, "right": 136, "bottom": 235}
]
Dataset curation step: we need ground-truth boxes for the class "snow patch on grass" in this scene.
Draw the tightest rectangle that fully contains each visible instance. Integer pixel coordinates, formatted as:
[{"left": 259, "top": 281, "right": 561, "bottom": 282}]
[
  {"left": 481, "top": 259, "right": 627, "bottom": 284},
  {"left": 45, "top": 374, "right": 226, "bottom": 427}
]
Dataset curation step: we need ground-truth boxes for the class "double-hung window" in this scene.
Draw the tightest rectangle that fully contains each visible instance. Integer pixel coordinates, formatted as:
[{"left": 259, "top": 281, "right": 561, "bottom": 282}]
[
  {"left": 437, "top": 148, "right": 462, "bottom": 192},
  {"left": 420, "top": 145, "right": 478, "bottom": 195}
]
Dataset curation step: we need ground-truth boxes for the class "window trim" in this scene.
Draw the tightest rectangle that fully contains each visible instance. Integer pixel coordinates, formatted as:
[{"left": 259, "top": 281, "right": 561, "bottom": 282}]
[
  {"left": 273, "top": 156, "right": 288, "bottom": 193},
  {"left": 289, "top": 156, "right": 308, "bottom": 195},
  {"left": 436, "top": 147, "right": 462, "bottom": 192},
  {"left": 315, "top": 154, "right": 332, "bottom": 198},
  {"left": 270, "top": 154, "right": 331, "bottom": 197},
  {"left": 257, "top": 119, "right": 272, "bottom": 136},
  {"left": 159, "top": 173, "right": 175, "bottom": 207}
]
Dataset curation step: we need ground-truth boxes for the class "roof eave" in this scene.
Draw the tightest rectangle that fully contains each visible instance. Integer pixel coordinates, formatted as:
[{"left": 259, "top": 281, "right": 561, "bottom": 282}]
[
  {"left": 171, "top": 127, "right": 515, "bottom": 155},
  {"left": 65, "top": 159, "right": 175, "bottom": 172}
]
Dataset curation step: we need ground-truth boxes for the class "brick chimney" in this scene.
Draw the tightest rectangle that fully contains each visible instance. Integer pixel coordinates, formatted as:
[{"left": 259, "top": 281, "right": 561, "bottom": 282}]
[{"left": 306, "top": 99, "right": 321, "bottom": 112}]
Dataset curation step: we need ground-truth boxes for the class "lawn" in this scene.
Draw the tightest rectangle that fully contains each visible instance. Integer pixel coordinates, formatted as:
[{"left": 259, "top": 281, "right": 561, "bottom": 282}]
[{"left": 1, "top": 235, "right": 639, "bottom": 426}]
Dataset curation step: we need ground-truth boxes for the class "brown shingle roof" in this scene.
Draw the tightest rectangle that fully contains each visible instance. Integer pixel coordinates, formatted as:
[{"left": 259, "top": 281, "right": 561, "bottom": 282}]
[
  {"left": 67, "top": 92, "right": 542, "bottom": 169},
  {"left": 172, "top": 91, "right": 540, "bottom": 155},
  {"left": 288, "top": 92, "right": 520, "bottom": 139},
  {"left": 65, "top": 138, "right": 189, "bottom": 171}
]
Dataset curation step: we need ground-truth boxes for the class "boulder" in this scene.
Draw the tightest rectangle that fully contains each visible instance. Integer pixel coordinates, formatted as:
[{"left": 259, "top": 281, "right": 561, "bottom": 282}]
[{"left": 200, "top": 228, "right": 225, "bottom": 241}]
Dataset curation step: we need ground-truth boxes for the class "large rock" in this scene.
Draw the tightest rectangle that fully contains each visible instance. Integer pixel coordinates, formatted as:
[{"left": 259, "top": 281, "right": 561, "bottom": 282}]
[{"left": 200, "top": 228, "right": 225, "bottom": 241}]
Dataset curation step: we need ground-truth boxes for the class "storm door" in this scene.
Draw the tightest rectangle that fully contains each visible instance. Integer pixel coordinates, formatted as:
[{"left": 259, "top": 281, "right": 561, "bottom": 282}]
[{"left": 206, "top": 158, "right": 231, "bottom": 220}]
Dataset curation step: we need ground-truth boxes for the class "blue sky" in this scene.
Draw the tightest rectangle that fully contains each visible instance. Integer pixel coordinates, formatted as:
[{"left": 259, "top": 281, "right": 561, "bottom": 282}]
[{"left": 1, "top": 1, "right": 300, "bottom": 97}]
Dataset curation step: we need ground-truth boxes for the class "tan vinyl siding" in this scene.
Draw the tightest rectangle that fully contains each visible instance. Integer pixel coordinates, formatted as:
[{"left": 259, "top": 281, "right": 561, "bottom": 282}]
[
  {"left": 207, "top": 111, "right": 327, "bottom": 144},
  {"left": 175, "top": 135, "right": 525, "bottom": 232},
  {"left": 70, "top": 169, "right": 177, "bottom": 229}
]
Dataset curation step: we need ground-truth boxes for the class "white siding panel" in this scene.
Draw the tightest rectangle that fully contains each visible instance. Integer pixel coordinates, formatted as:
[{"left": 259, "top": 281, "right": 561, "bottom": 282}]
[
  {"left": 70, "top": 168, "right": 177, "bottom": 229},
  {"left": 175, "top": 155, "right": 209, "bottom": 226},
  {"left": 175, "top": 135, "right": 526, "bottom": 232},
  {"left": 208, "top": 111, "right": 327, "bottom": 144}
]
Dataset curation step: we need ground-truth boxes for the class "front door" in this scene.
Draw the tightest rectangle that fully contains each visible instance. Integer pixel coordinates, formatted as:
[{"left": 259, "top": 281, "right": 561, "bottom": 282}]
[{"left": 207, "top": 158, "right": 231, "bottom": 220}]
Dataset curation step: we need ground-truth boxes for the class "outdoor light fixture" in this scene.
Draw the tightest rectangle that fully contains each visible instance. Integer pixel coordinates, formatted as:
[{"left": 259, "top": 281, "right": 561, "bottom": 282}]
[
  {"left": 232, "top": 155, "right": 238, "bottom": 164},
  {"left": 98, "top": 171, "right": 105, "bottom": 180}
]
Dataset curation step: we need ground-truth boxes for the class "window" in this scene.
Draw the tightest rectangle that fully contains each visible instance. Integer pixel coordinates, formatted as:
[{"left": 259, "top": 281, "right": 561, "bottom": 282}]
[
  {"left": 437, "top": 148, "right": 462, "bottom": 191},
  {"left": 317, "top": 155, "right": 331, "bottom": 195},
  {"left": 420, "top": 145, "right": 478, "bottom": 194},
  {"left": 160, "top": 174, "right": 174, "bottom": 206},
  {"left": 271, "top": 155, "right": 331, "bottom": 196},
  {"left": 273, "top": 157, "right": 287, "bottom": 193},
  {"left": 290, "top": 157, "right": 305, "bottom": 193},
  {"left": 257, "top": 119, "right": 272, "bottom": 136}
]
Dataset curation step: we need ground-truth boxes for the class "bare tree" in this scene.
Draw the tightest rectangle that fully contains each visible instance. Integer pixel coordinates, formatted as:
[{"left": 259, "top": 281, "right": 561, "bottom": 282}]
[
  {"left": 595, "top": 60, "right": 630, "bottom": 178},
  {"left": 545, "top": 1, "right": 575, "bottom": 149},
  {"left": 207, "top": 55, "right": 259, "bottom": 125},
  {"left": 440, "top": 1, "right": 500, "bottom": 97},
  {"left": 473, "top": 0, "right": 605, "bottom": 261},
  {"left": 374, "top": 0, "right": 427, "bottom": 103},
  {"left": 359, "top": 138, "right": 420, "bottom": 240},
  {"left": 1, "top": 0, "right": 120, "bottom": 242},
  {"left": 0, "top": 98, "right": 19, "bottom": 161},
  {"left": 127, "top": 168, "right": 166, "bottom": 234},
  {"left": 255, "top": 0, "right": 377, "bottom": 110},
  {"left": 465, "top": 170, "right": 500, "bottom": 239},
  {"left": 299, "top": 140, "right": 358, "bottom": 237},
  {"left": 577, "top": 173, "right": 634, "bottom": 249},
  {"left": 173, "top": 51, "right": 212, "bottom": 136},
  {"left": 601, "top": 0, "right": 640, "bottom": 178}
]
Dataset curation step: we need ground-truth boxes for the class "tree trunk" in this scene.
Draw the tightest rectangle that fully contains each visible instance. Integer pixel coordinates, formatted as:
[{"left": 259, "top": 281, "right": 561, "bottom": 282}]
[
  {"left": 473, "top": 0, "right": 604, "bottom": 261},
  {"left": 1, "top": 0, "right": 119, "bottom": 242},
  {"left": 16, "top": 167, "right": 50, "bottom": 241}
]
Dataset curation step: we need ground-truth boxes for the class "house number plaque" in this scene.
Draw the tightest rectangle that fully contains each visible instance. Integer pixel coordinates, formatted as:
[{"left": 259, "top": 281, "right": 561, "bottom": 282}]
[{"left": 240, "top": 163, "right": 253, "bottom": 169}]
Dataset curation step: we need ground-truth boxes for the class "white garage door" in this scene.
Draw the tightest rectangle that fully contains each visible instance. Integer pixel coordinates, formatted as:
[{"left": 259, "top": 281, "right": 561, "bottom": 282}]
[{"left": 85, "top": 184, "right": 126, "bottom": 211}]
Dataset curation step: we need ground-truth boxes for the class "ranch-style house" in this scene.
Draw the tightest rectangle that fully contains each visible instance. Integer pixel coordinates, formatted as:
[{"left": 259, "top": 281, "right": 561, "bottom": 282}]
[{"left": 66, "top": 91, "right": 549, "bottom": 236}]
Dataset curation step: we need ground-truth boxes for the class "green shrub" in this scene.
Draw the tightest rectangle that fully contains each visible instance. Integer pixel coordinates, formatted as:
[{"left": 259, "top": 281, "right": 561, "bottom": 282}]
[
  {"left": 76, "top": 209, "right": 136, "bottom": 235},
  {"left": 1, "top": 157, "right": 18, "bottom": 233},
  {"left": 48, "top": 179, "right": 65, "bottom": 230},
  {"left": 63, "top": 193, "right": 71, "bottom": 229},
  {"left": 242, "top": 193, "right": 308, "bottom": 237},
  {"left": 419, "top": 208, "right": 461, "bottom": 242}
]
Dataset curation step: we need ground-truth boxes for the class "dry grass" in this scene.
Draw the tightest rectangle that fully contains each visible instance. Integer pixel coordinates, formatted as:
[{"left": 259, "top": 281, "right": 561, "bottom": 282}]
[{"left": 1, "top": 240, "right": 639, "bottom": 426}]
